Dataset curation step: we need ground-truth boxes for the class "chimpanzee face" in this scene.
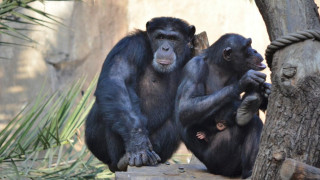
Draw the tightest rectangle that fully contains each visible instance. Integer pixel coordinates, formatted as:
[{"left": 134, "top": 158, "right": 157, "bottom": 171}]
[
  {"left": 223, "top": 37, "right": 266, "bottom": 74},
  {"left": 241, "top": 38, "right": 266, "bottom": 71},
  {"left": 147, "top": 23, "right": 195, "bottom": 73},
  {"left": 149, "top": 28, "right": 181, "bottom": 73}
]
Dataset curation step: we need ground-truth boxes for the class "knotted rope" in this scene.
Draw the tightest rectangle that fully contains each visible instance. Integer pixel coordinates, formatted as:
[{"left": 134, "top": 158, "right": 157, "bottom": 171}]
[{"left": 265, "top": 29, "right": 320, "bottom": 68}]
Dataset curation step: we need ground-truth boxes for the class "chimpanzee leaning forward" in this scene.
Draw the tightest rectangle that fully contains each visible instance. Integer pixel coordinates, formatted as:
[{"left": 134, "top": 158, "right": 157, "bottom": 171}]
[{"left": 175, "top": 34, "right": 271, "bottom": 178}]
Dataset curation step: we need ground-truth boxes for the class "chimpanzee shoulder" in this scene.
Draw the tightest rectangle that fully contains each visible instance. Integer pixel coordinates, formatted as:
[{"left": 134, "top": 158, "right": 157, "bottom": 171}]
[
  {"left": 100, "top": 30, "right": 152, "bottom": 73},
  {"left": 183, "top": 55, "right": 209, "bottom": 83}
]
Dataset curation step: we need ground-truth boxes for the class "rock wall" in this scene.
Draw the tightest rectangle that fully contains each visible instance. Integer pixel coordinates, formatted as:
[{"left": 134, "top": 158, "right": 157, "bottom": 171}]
[{"left": 0, "top": 0, "right": 128, "bottom": 127}]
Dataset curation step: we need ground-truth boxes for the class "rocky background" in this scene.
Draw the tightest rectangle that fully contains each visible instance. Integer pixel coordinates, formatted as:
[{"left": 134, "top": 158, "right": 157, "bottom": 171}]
[{"left": 1, "top": 0, "right": 318, "bottom": 127}]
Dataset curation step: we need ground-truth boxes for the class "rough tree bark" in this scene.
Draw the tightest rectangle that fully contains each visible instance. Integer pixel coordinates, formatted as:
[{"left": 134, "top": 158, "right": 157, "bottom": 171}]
[{"left": 252, "top": 0, "right": 320, "bottom": 179}]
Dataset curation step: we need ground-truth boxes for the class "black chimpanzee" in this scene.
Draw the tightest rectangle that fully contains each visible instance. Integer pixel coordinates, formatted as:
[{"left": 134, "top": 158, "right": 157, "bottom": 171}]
[
  {"left": 85, "top": 17, "right": 196, "bottom": 172},
  {"left": 175, "top": 33, "right": 271, "bottom": 178}
]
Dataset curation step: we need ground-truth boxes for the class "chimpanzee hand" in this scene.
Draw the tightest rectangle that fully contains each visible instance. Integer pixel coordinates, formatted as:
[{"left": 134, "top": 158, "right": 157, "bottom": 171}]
[
  {"left": 238, "top": 70, "right": 266, "bottom": 93},
  {"left": 260, "top": 82, "right": 271, "bottom": 98},
  {"left": 117, "top": 130, "right": 161, "bottom": 170}
]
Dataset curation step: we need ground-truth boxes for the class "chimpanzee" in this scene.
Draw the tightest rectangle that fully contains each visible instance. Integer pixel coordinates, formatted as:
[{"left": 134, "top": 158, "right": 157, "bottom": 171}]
[
  {"left": 85, "top": 17, "right": 196, "bottom": 172},
  {"left": 175, "top": 33, "right": 271, "bottom": 178}
]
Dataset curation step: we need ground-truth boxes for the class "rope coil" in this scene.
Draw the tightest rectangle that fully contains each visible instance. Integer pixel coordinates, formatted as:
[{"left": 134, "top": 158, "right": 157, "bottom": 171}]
[{"left": 265, "top": 29, "right": 320, "bottom": 68}]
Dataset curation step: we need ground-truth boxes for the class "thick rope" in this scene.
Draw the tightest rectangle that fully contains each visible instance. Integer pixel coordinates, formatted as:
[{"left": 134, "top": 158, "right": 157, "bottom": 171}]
[{"left": 265, "top": 29, "right": 320, "bottom": 68}]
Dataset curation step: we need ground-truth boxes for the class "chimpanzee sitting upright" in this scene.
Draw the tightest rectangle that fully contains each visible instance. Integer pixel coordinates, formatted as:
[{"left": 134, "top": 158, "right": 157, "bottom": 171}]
[
  {"left": 175, "top": 33, "right": 271, "bottom": 178},
  {"left": 85, "top": 17, "right": 196, "bottom": 172}
]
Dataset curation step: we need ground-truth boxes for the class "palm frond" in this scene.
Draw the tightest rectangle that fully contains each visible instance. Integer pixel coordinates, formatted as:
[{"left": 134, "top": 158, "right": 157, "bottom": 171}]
[
  {"left": 0, "top": 0, "right": 75, "bottom": 46},
  {"left": 0, "top": 76, "right": 114, "bottom": 179}
]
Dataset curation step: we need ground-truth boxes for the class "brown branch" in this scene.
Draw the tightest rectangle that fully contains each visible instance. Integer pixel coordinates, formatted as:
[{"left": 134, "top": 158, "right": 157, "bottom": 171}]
[
  {"left": 280, "top": 158, "right": 320, "bottom": 180},
  {"left": 192, "top": 31, "right": 209, "bottom": 56}
]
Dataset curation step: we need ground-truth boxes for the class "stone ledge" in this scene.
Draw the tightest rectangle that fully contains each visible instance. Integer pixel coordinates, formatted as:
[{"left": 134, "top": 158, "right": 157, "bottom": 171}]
[{"left": 115, "top": 163, "right": 240, "bottom": 180}]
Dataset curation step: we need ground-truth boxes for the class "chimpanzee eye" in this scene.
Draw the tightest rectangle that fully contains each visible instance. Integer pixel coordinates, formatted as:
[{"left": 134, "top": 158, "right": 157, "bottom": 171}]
[
  {"left": 168, "top": 36, "right": 177, "bottom": 41},
  {"left": 156, "top": 34, "right": 165, "bottom": 40},
  {"left": 242, "top": 46, "right": 251, "bottom": 55},
  {"left": 246, "top": 48, "right": 253, "bottom": 56}
]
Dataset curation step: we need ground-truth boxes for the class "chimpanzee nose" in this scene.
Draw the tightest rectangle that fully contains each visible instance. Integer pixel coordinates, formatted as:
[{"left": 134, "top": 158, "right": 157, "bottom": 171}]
[{"left": 162, "top": 46, "right": 169, "bottom": 51}]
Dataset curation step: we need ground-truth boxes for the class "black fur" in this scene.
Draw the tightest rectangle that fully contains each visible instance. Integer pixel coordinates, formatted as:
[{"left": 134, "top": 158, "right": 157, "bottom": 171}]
[
  {"left": 85, "top": 17, "right": 195, "bottom": 172},
  {"left": 175, "top": 34, "right": 270, "bottom": 178}
]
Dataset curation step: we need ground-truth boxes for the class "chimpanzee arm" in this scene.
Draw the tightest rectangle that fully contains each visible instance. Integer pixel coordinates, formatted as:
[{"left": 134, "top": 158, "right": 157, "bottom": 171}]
[
  {"left": 96, "top": 58, "right": 151, "bottom": 140},
  {"left": 176, "top": 57, "right": 240, "bottom": 127},
  {"left": 95, "top": 58, "right": 145, "bottom": 137},
  {"left": 95, "top": 34, "right": 160, "bottom": 166},
  {"left": 176, "top": 57, "right": 266, "bottom": 127}
]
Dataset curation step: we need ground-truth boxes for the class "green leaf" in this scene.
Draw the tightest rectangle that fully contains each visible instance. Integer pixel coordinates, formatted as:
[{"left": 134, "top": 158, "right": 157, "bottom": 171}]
[
  {"left": 0, "top": 0, "right": 74, "bottom": 46},
  {"left": 0, "top": 42, "right": 32, "bottom": 47},
  {"left": 10, "top": 158, "right": 21, "bottom": 178},
  {"left": 0, "top": 76, "right": 103, "bottom": 178},
  {"left": 24, "top": 4, "right": 65, "bottom": 27},
  {"left": 0, "top": 29, "right": 32, "bottom": 42},
  {"left": 0, "top": 1, "right": 35, "bottom": 14},
  {"left": 0, "top": 22, "right": 34, "bottom": 41},
  {"left": 10, "top": 11, "right": 55, "bottom": 30},
  {"left": 0, "top": 17, "right": 36, "bottom": 25}
]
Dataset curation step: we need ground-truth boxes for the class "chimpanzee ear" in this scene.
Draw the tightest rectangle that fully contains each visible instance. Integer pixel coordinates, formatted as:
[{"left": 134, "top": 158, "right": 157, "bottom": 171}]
[
  {"left": 245, "top": 38, "right": 252, "bottom": 46},
  {"left": 188, "top": 25, "right": 196, "bottom": 39},
  {"left": 223, "top": 47, "right": 232, "bottom": 61}
]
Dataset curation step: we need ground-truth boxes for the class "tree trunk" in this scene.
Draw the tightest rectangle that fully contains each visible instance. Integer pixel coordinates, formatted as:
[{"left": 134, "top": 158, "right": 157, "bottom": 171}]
[{"left": 252, "top": 0, "right": 320, "bottom": 179}]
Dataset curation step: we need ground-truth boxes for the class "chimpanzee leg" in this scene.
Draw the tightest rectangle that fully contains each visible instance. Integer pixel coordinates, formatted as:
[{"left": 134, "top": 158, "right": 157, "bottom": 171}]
[
  {"left": 240, "top": 115, "right": 263, "bottom": 178},
  {"left": 202, "top": 128, "right": 242, "bottom": 177},
  {"left": 149, "top": 119, "right": 180, "bottom": 163},
  {"left": 85, "top": 104, "right": 125, "bottom": 172},
  {"left": 236, "top": 92, "right": 262, "bottom": 126}
]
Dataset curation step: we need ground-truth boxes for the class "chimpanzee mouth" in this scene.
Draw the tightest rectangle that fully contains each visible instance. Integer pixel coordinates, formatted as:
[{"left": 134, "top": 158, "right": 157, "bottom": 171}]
[
  {"left": 153, "top": 58, "right": 176, "bottom": 73},
  {"left": 255, "top": 62, "right": 267, "bottom": 70},
  {"left": 250, "top": 61, "right": 266, "bottom": 71},
  {"left": 157, "top": 59, "right": 173, "bottom": 65}
]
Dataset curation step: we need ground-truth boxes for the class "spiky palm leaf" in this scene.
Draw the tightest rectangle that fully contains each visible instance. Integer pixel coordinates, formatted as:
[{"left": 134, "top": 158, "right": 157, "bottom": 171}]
[
  {"left": 0, "top": 76, "right": 114, "bottom": 179},
  {"left": 0, "top": 0, "right": 74, "bottom": 46},
  {"left": 0, "top": 0, "right": 114, "bottom": 178}
]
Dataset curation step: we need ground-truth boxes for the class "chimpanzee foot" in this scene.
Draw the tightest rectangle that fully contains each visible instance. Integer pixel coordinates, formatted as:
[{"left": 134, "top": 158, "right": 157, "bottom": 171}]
[
  {"left": 236, "top": 92, "right": 262, "bottom": 126},
  {"left": 117, "top": 154, "right": 129, "bottom": 171},
  {"left": 117, "top": 150, "right": 161, "bottom": 171}
]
